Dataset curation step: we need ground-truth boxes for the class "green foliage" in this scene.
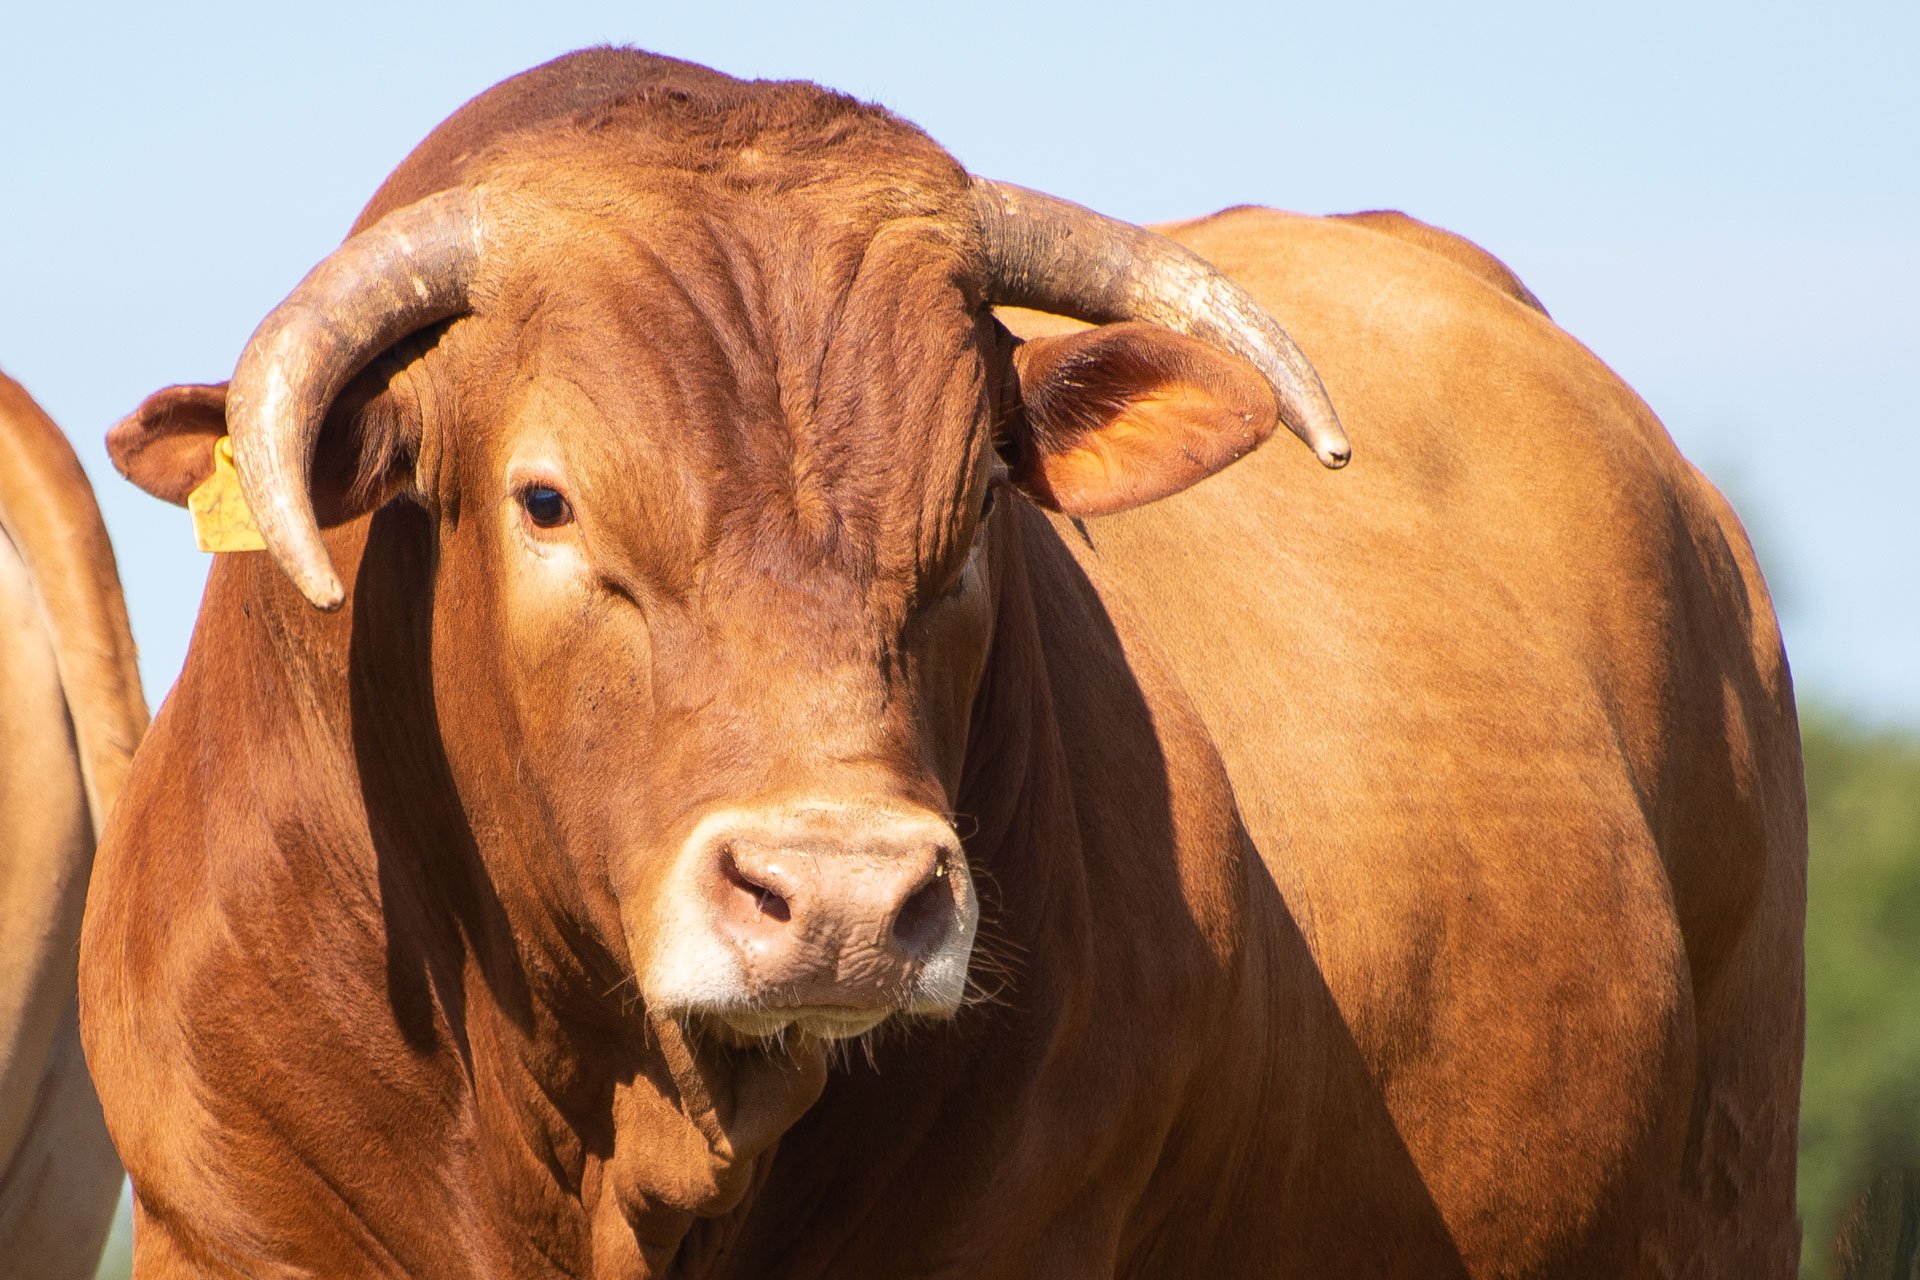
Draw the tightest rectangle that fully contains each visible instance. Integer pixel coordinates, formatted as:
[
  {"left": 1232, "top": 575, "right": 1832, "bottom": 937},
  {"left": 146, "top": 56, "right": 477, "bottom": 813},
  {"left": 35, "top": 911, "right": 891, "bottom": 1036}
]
[{"left": 1799, "top": 710, "right": 1920, "bottom": 1276}]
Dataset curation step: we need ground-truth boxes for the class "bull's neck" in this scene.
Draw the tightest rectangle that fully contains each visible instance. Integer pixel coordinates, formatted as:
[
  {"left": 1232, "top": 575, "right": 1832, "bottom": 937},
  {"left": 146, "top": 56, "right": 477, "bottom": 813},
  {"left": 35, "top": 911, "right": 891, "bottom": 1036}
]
[{"left": 953, "top": 506, "right": 1102, "bottom": 1016}]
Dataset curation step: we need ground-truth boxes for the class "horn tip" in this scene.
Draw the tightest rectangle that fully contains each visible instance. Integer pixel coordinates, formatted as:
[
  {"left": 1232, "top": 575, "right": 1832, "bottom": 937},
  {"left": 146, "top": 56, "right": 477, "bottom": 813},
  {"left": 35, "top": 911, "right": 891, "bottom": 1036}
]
[{"left": 299, "top": 571, "right": 347, "bottom": 612}]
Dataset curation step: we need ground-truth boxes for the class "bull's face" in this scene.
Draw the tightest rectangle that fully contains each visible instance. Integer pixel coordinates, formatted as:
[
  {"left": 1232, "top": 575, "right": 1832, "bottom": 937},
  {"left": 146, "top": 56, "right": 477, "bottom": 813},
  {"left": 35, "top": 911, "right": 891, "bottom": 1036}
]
[
  {"left": 107, "top": 104, "right": 1344, "bottom": 1052},
  {"left": 423, "top": 194, "right": 1000, "bottom": 1040}
]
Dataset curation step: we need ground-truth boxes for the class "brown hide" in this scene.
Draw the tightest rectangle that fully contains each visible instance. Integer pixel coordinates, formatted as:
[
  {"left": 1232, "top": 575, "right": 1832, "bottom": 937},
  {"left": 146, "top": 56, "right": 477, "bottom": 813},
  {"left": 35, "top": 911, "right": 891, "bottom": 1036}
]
[
  {"left": 0, "top": 370, "right": 147, "bottom": 1279},
  {"left": 81, "top": 48, "right": 1804, "bottom": 1279},
  {"left": 1327, "top": 208, "right": 1552, "bottom": 315}
]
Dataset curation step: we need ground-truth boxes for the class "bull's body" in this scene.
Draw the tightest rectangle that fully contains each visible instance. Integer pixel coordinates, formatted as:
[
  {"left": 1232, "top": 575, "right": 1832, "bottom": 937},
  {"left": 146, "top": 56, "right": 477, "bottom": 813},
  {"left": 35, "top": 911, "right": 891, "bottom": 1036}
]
[
  {"left": 0, "top": 371, "right": 146, "bottom": 1279},
  {"left": 81, "top": 49, "right": 1803, "bottom": 1278}
]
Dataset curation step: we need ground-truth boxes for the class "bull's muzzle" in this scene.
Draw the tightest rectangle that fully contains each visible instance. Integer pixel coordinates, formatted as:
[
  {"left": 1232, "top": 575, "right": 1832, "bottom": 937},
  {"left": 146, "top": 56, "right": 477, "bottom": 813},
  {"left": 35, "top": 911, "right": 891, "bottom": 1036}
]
[{"left": 648, "top": 802, "right": 978, "bottom": 1039}]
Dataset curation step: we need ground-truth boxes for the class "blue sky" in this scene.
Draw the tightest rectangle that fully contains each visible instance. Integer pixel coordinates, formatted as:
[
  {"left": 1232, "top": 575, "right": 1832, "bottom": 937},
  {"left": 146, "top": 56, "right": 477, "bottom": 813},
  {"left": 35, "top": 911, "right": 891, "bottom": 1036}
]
[{"left": 3, "top": 0, "right": 1915, "bottom": 722}]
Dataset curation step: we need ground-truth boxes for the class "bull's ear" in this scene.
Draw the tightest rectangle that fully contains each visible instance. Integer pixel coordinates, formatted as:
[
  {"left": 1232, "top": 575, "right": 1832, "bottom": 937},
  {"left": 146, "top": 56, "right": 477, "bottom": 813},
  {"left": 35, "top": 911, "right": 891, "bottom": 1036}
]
[
  {"left": 106, "top": 382, "right": 228, "bottom": 506},
  {"left": 107, "top": 374, "right": 418, "bottom": 522},
  {"left": 1004, "top": 321, "right": 1278, "bottom": 516}
]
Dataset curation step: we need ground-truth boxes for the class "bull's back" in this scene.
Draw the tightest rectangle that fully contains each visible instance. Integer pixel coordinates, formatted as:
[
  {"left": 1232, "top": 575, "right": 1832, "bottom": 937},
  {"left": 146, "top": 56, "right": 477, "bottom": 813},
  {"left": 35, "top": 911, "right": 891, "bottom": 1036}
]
[{"left": 1017, "top": 210, "right": 1803, "bottom": 1273}]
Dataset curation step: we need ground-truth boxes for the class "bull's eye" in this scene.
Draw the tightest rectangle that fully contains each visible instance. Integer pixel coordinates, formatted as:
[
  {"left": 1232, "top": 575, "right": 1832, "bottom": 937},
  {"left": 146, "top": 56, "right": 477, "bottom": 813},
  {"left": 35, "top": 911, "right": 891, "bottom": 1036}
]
[
  {"left": 521, "top": 484, "right": 572, "bottom": 528},
  {"left": 980, "top": 485, "right": 995, "bottom": 522}
]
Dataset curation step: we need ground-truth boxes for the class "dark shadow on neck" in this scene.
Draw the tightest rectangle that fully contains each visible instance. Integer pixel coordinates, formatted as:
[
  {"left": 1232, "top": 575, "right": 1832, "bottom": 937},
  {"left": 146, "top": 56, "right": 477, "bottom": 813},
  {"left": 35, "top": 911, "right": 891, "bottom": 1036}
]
[{"left": 347, "top": 502, "right": 534, "bottom": 1057}]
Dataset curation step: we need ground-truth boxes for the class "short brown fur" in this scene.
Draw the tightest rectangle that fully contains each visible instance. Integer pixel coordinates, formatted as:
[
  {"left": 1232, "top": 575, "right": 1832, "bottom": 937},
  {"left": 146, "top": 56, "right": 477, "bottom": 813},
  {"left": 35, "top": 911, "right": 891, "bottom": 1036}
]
[{"left": 84, "top": 49, "right": 1803, "bottom": 1278}]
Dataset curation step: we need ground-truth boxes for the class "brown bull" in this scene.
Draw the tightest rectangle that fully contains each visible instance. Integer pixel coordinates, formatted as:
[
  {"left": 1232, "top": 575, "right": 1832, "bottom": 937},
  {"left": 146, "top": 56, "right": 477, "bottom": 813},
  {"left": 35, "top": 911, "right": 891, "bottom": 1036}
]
[
  {"left": 0, "top": 371, "right": 146, "bottom": 1278},
  {"left": 81, "top": 48, "right": 1804, "bottom": 1277}
]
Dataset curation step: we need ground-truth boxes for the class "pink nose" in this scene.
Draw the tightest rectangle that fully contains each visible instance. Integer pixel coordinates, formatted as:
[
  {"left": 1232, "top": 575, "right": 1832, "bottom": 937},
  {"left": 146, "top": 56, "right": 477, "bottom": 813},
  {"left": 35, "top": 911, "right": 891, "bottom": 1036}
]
[{"left": 701, "top": 810, "right": 967, "bottom": 1007}]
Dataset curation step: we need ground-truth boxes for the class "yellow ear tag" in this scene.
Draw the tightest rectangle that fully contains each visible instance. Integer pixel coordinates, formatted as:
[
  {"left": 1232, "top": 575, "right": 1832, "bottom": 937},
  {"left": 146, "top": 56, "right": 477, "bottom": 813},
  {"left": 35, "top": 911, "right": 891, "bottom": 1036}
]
[{"left": 188, "top": 437, "right": 267, "bottom": 553}]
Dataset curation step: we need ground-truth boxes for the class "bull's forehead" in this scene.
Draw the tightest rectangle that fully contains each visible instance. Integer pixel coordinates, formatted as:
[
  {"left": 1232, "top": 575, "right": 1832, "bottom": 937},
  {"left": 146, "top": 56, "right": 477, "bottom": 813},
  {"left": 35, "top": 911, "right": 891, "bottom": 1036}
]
[{"left": 459, "top": 178, "right": 996, "bottom": 614}]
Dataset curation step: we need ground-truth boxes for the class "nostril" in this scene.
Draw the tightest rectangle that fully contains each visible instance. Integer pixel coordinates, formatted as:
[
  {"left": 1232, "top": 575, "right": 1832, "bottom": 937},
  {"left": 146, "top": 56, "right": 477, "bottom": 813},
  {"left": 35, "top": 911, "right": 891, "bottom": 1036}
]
[
  {"left": 891, "top": 866, "right": 953, "bottom": 958},
  {"left": 721, "top": 847, "right": 791, "bottom": 924}
]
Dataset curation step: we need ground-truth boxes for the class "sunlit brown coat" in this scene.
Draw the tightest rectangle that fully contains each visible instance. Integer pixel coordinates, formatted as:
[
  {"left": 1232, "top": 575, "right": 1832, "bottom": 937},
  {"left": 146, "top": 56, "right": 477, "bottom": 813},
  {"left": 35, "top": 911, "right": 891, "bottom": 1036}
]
[{"left": 83, "top": 49, "right": 1803, "bottom": 1278}]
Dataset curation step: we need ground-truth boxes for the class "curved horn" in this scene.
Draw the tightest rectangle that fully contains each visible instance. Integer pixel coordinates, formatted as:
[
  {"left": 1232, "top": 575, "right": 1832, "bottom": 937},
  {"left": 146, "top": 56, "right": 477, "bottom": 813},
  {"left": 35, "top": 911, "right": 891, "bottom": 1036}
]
[
  {"left": 227, "top": 186, "right": 491, "bottom": 610},
  {"left": 970, "top": 178, "right": 1349, "bottom": 469}
]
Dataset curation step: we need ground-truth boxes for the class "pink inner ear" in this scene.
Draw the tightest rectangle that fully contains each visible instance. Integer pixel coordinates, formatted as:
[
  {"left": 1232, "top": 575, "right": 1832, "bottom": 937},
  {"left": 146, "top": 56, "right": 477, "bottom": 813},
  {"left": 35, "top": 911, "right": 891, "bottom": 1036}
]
[
  {"left": 107, "top": 383, "right": 230, "bottom": 507},
  {"left": 1009, "top": 323, "right": 1278, "bottom": 517}
]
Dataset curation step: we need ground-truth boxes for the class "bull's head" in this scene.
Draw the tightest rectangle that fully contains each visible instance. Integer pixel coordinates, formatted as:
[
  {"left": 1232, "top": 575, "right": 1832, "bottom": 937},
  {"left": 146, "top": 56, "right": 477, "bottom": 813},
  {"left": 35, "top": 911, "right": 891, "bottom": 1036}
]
[{"left": 109, "top": 105, "right": 1343, "bottom": 1054}]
